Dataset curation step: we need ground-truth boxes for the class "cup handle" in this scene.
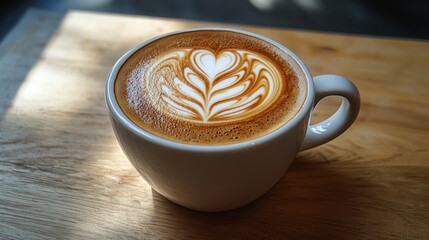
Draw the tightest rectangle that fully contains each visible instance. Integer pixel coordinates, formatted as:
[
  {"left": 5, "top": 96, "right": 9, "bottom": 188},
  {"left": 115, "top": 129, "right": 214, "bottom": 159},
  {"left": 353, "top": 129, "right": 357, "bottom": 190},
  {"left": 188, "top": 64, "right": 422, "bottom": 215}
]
[{"left": 300, "top": 75, "right": 360, "bottom": 151}]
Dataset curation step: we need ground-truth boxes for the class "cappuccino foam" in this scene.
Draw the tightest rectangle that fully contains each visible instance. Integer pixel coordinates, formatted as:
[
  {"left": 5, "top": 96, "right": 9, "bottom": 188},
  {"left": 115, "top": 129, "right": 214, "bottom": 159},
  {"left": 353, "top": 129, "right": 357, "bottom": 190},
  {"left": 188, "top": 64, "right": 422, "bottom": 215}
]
[{"left": 115, "top": 30, "right": 306, "bottom": 145}]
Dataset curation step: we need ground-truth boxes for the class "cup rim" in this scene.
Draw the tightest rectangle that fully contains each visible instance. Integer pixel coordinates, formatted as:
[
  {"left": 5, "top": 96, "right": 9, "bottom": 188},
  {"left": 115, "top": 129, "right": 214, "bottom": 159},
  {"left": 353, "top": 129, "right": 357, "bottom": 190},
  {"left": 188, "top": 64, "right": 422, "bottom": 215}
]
[{"left": 105, "top": 27, "right": 314, "bottom": 152}]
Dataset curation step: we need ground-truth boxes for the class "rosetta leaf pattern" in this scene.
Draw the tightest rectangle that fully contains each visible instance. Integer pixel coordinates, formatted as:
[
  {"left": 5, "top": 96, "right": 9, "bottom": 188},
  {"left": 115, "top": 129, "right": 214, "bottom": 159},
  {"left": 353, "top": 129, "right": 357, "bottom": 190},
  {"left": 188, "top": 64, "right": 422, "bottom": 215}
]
[{"left": 145, "top": 49, "right": 283, "bottom": 123}]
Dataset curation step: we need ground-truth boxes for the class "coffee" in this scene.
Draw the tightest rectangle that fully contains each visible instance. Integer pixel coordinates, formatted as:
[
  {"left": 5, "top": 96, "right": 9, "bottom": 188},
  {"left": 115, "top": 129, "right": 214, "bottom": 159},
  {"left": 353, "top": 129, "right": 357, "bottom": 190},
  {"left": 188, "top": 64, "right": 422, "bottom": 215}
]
[{"left": 115, "top": 30, "right": 306, "bottom": 145}]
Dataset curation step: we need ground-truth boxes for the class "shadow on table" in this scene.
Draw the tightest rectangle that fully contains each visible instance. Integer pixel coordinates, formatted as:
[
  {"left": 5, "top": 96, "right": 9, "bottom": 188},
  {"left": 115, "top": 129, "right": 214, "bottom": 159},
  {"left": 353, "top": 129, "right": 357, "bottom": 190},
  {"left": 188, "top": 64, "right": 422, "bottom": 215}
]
[
  {"left": 0, "top": 9, "right": 63, "bottom": 121},
  {"left": 149, "top": 151, "right": 371, "bottom": 239}
]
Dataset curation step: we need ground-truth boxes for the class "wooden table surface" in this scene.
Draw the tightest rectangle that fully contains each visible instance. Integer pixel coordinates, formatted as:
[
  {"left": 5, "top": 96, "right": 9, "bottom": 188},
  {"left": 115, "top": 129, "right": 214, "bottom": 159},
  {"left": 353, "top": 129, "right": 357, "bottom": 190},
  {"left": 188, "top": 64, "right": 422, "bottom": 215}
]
[{"left": 1, "top": 9, "right": 428, "bottom": 239}]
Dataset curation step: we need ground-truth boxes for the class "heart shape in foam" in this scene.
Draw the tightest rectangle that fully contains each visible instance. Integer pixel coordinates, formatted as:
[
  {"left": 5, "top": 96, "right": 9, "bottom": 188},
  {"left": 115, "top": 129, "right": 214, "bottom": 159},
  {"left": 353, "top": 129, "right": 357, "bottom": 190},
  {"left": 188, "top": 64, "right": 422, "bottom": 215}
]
[
  {"left": 144, "top": 48, "right": 284, "bottom": 123},
  {"left": 191, "top": 50, "right": 237, "bottom": 81}
]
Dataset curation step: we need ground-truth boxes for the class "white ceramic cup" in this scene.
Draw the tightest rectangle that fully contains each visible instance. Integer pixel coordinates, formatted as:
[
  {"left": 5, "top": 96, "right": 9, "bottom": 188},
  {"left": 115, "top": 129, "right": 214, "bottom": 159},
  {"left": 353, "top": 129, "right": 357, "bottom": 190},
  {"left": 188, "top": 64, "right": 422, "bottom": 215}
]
[{"left": 105, "top": 28, "right": 360, "bottom": 212}]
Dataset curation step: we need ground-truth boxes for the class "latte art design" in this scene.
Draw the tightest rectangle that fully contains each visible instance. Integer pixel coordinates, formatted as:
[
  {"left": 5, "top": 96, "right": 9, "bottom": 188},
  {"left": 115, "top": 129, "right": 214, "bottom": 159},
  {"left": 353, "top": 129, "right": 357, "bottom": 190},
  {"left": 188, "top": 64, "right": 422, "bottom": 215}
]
[{"left": 144, "top": 49, "right": 284, "bottom": 123}]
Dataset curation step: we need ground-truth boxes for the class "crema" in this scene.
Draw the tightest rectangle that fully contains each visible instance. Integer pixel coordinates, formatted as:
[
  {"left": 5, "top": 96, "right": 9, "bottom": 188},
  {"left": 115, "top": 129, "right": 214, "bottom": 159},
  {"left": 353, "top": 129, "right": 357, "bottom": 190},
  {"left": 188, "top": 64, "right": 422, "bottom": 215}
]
[{"left": 115, "top": 30, "right": 306, "bottom": 145}]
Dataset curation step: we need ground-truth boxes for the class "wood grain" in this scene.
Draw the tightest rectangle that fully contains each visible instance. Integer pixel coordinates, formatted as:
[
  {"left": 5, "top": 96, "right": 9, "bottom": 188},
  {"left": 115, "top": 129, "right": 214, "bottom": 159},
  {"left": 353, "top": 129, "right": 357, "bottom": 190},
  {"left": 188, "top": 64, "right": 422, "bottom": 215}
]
[{"left": 1, "top": 10, "right": 428, "bottom": 240}]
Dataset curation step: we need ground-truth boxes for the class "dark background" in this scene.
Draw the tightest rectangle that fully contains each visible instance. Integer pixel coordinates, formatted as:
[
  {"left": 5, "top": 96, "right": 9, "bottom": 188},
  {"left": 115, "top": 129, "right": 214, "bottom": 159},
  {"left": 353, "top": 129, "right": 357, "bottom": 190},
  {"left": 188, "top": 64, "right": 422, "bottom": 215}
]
[{"left": 1, "top": 0, "right": 429, "bottom": 41}]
